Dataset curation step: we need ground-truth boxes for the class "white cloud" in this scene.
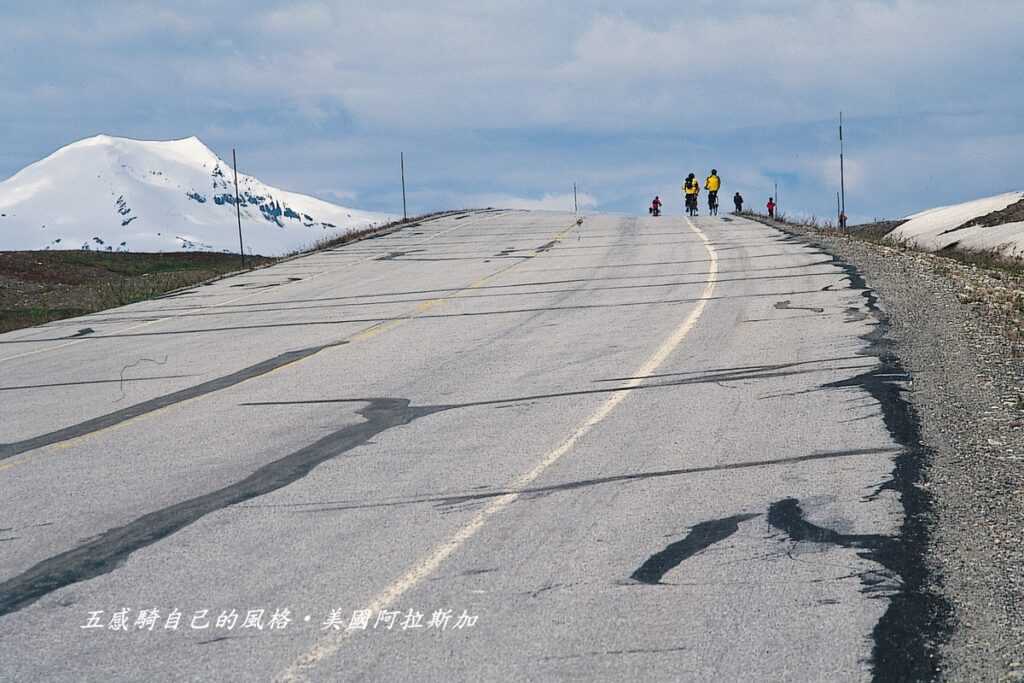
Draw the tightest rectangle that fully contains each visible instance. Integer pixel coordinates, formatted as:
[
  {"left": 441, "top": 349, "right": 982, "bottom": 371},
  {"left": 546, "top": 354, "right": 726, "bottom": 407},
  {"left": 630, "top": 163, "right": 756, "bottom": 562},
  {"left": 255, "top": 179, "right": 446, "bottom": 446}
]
[
  {"left": 164, "top": 0, "right": 1016, "bottom": 133},
  {"left": 0, "top": 0, "right": 1021, "bottom": 220},
  {"left": 466, "top": 192, "right": 598, "bottom": 211},
  {"left": 259, "top": 2, "right": 334, "bottom": 33},
  {"left": 816, "top": 156, "right": 866, "bottom": 193},
  {"left": 317, "top": 188, "right": 360, "bottom": 203},
  {"left": 6, "top": 1, "right": 1020, "bottom": 134}
]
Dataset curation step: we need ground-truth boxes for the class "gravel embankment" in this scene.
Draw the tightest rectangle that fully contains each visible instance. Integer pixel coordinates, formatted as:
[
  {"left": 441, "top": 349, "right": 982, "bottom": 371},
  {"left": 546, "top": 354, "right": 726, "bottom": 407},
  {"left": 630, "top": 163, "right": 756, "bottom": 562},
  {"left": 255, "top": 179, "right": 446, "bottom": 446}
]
[{"left": 755, "top": 217, "right": 1024, "bottom": 681}]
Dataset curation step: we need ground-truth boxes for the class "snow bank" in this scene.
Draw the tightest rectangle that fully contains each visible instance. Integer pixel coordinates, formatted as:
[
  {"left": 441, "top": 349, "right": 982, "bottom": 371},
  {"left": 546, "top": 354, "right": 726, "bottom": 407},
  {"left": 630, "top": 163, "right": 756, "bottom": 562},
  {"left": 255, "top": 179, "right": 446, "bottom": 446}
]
[
  {"left": 888, "top": 191, "right": 1024, "bottom": 257},
  {"left": 0, "top": 135, "right": 394, "bottom": 255}
]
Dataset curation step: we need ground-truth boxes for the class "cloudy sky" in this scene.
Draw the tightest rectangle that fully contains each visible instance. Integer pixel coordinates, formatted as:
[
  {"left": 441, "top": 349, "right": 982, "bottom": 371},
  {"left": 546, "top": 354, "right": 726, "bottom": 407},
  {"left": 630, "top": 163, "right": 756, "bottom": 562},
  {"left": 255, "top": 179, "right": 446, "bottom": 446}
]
[{"left": 1, "top": 1, "right": 1022, "bottom": 221}]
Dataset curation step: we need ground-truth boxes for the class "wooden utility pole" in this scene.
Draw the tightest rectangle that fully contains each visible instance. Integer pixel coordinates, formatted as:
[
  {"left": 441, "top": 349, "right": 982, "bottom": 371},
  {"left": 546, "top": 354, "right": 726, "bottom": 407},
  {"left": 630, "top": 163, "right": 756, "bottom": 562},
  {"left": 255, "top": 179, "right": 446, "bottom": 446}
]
[
  {"left": 232, "top": 148, "right": 245, "bottom": 268},
  {"left": 839, "top": 112, "right": 847, "bottom": 230},
  {"left": 401, "top": 152, "right": 408, "bottom": 222}
]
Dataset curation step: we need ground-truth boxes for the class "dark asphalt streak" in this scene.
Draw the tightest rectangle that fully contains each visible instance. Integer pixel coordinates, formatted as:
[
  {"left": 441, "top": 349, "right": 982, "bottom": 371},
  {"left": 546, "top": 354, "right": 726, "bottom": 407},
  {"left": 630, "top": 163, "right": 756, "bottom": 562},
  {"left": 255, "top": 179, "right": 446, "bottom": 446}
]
[
  {"left": 767, "top": 498, "right": 893, "bottom": 556},
  {"left": 773, "top": 299, "right": 825, "bottom": 313},
  {"left": 631, "top": 514, "right": 761, "bottom": 584},
  {"left": 80, "top": 260, "right": 835, "bottom": 316},
  {"left": 68, "top": 272, "right": 842, "bottom": 324},
  {"left": 0, "top": 398, "right": 443, "bottom": 618},
  {"left": 375, "top": 250, "right": 425, "bottom": 261},
  {"left": 592, "top": 356, "right": 867, "bottom": 383},
  {"left": 240, "top": 362, "right": 878, "bottom": 418},
  {"left": 0, "top": 375, "right": 193, "bottom": 392},
  {"left": 768, "top": 223, "right": 951, "bottom": 681},
  {"left": 0, "top": 289, "right": 833, "bottom": 343},
  {"left": 251, "top": 448, "right": 897, "bottom": 515},
  {"left": 0, "top": 343, "right": 345, "bottom": 461}
]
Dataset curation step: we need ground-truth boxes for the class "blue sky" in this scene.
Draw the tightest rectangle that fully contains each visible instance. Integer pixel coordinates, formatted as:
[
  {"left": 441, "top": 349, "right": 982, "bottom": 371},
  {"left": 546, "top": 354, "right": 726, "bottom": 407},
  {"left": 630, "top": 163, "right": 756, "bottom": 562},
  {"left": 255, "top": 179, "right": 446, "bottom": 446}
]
[{"left": 1, "top": 0, "right": 1022, "bottom": 222}]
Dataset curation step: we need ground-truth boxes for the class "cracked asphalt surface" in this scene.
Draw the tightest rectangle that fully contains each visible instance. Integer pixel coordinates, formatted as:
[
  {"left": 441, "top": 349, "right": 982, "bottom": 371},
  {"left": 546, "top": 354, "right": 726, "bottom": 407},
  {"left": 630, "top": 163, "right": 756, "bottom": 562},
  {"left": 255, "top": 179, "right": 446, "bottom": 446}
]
[{"left": 0, "top": 211, "right": 936, "bottom": 680}]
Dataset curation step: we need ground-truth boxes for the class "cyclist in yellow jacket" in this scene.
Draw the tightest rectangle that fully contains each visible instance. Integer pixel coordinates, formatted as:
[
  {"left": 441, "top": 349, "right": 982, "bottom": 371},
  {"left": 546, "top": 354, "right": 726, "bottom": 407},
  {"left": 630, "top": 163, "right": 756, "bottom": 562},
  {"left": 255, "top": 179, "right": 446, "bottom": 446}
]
[
  {"left": 683, "top": 173, "right": 699, "bottom": 216},
  {"left": 705, "top": 169, "right": 721, "bottom": 216}
]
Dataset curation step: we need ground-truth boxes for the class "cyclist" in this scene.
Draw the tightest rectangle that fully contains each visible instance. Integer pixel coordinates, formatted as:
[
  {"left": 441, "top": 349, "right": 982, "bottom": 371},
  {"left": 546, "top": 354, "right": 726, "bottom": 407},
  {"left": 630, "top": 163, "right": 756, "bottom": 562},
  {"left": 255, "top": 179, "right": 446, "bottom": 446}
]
[
  {"left": 649, "top": 195, "right": 662, "bottom": 216},
  {"left": 682, "top": 173, "right": 700, "bottom": 216},
  {"left": 705, "top": 169, "right": 721, "bottom": 216}
]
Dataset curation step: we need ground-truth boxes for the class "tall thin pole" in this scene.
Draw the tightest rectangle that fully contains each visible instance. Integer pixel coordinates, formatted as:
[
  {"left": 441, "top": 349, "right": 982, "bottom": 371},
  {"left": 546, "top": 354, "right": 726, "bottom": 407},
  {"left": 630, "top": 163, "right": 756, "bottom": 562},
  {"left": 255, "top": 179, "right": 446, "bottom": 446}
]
[
  {"left": 839, "top": 112, "right": 846, "bottom": 230},
  {"left": 400, "top": 152, "right": 407, "bottom": 222},
  {"left": 232, "top": 148, "right": 245, "bottom": 268},
  {"left": 774, "top": 182, "right": 778, "bottom": 218},
  {"left": 573, "top": 183, "right": 578, "bottom": 214}
]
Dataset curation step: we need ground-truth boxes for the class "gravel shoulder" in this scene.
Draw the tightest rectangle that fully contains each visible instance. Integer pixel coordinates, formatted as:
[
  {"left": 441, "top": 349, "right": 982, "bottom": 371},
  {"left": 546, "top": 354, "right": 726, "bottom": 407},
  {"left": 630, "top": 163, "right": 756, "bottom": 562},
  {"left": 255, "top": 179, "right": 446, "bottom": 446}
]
[{"left": 753, "top": 216, "right": 1024, "bottom": 681}]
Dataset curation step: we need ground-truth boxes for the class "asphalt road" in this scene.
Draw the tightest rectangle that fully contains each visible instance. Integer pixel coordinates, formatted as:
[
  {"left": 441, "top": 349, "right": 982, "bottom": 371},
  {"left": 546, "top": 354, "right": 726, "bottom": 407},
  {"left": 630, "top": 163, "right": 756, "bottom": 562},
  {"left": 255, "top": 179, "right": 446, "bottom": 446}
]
[{"left": 0, "top": 210, "right": 921, "bottom": 681}]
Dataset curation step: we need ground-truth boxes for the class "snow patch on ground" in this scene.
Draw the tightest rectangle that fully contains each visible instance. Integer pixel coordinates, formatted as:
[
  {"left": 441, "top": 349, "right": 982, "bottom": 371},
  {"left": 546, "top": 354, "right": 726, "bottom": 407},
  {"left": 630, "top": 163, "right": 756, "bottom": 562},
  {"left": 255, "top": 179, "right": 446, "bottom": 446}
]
[{"left": 888, "top": 191, "right": 1024, "bottom": 257}]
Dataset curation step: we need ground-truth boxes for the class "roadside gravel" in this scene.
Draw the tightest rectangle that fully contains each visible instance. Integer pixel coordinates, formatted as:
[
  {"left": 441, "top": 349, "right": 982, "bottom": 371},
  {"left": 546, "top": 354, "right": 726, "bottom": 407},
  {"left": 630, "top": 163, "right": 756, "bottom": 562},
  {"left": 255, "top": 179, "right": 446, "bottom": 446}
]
[{"left": 756, "top": 217, "right": 1024, "bottom": 681}]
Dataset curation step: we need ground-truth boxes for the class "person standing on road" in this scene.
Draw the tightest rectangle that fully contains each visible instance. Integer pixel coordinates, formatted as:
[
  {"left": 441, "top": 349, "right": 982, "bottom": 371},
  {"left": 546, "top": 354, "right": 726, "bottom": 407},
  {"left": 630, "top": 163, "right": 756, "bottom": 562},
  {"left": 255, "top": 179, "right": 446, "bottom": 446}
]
[
  {"left": 767, "top": 197, "right": 776, "bottom": 219},
  {"left": 734, "top": 192, "right": 743, "bottom": 213},
  {"left": 704, "top": 170, "right": 721, "bottom": 216}
]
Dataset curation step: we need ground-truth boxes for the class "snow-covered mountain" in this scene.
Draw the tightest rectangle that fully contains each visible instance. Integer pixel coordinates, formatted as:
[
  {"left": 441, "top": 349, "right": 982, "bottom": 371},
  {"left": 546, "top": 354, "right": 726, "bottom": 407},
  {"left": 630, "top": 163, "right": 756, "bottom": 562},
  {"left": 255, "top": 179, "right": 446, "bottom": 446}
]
[{"left": 0, "top": 135, "right": 392, "bottom": 255}]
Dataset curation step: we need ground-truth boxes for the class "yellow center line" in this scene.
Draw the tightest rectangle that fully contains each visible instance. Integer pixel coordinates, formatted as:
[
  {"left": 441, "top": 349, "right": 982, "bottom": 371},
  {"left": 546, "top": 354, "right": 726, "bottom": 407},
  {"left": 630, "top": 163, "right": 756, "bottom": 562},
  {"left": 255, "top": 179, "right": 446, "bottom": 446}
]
[
  {"left": 276, "top": 215, "right": 718, "bottom": 682},
  {"left": 349, "top": 219, "right": 578, "bottom": 343},
  {"left": 0, "top": 216, "right": 479, "bottom": 366}
]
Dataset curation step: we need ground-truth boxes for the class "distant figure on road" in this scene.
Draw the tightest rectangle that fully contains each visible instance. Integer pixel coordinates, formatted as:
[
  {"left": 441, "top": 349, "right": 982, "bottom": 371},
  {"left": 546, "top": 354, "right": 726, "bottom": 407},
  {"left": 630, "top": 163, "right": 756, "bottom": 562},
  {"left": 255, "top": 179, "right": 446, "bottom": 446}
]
[
  {"left": 649, "top": 196, "right": 662, "bottom": 216},
  {"left": 704, "top": 170, "right": 721, "bottom": 216},
  {"left": 734, "top": 192, "right": 743, "bottom": 213},
  {"left": 683, "top": 174, "right": 699, "bottom": 216},
  {"left": 767, "top": 197, "right": 776, "bottom": 219}
]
